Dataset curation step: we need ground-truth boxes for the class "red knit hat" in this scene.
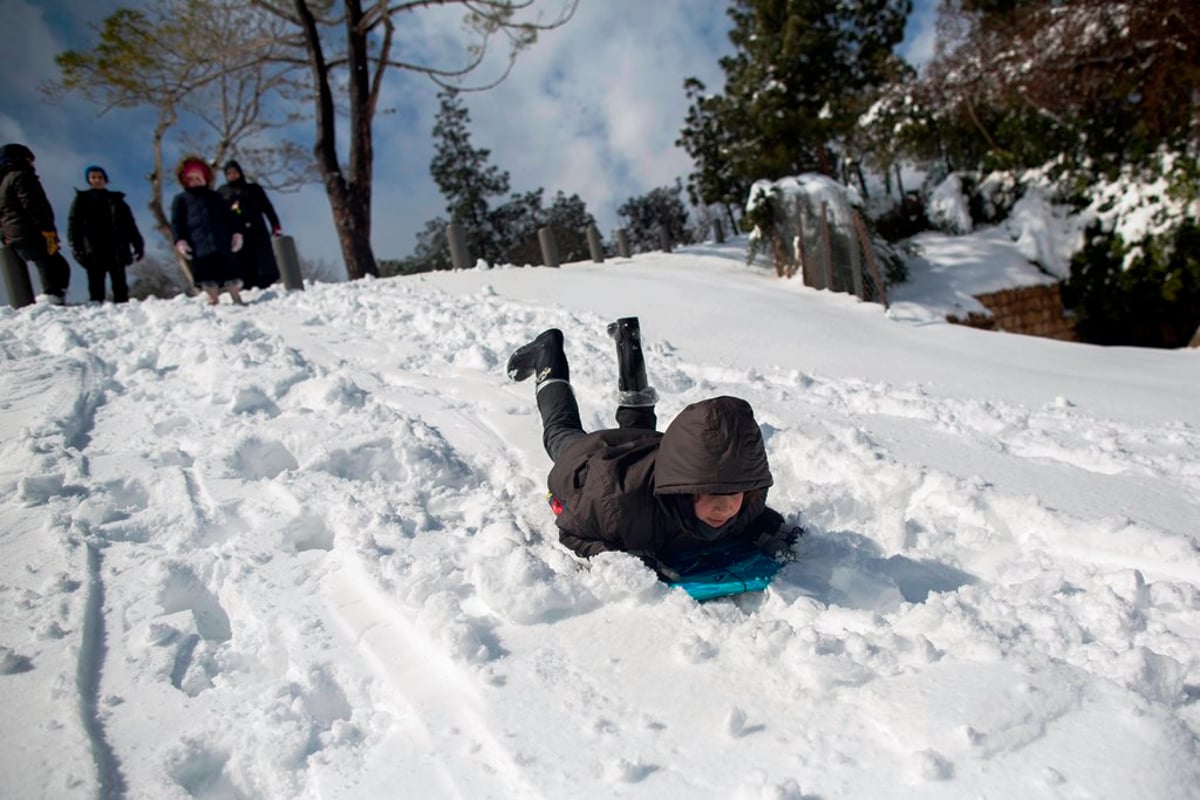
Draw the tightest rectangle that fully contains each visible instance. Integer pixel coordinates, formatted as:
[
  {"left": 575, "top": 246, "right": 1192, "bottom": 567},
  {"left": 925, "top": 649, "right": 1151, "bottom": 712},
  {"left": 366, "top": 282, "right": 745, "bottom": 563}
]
[{"left": 177, "top": 157, "right": 213, "bottom": 187}]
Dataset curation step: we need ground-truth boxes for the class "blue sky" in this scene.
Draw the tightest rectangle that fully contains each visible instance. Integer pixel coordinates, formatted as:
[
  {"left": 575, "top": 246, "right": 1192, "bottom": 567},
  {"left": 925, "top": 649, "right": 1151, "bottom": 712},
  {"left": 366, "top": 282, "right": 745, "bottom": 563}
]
[{"left": 1, "top": 0, "right": 938, "bottom": 276}]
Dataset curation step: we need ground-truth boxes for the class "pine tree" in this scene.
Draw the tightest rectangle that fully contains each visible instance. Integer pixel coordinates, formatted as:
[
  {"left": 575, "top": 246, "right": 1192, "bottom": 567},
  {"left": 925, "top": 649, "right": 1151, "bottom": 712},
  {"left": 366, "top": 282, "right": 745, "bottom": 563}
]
[
  {"left": 427, "top": 91, "right": 597, "bottom": 266},
  {"left": 679, "top": 0, "right": 910, "bottom": 194},
  {"left": 617, "top": 183, "right": 692, "bottom": 254},
  {"left": 430, "top": 89, "right": 512, "bottom": 263}
]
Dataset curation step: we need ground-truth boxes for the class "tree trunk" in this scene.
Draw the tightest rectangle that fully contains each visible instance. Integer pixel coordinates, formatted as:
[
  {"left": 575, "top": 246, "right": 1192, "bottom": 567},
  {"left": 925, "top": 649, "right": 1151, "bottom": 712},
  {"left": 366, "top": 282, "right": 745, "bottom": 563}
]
[
  {"left": 724, "top": 203, "right": 738, "bottom": 233},
  {"left": 294, "top": 0, "right": 379, "bottom": 281},
  {"left": 148, "top": 106, "right": 178, "bottom": 251}
]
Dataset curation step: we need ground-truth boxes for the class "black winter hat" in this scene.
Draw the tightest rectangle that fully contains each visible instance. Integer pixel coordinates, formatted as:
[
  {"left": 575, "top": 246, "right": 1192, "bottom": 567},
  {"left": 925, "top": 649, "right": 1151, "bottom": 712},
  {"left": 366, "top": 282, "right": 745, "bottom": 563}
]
[
  {"left": 85, "top": 164, "right": 109, "bottom": 182},
  {"left": 1, "top": 143, "right": 35, "bottom": 162}
]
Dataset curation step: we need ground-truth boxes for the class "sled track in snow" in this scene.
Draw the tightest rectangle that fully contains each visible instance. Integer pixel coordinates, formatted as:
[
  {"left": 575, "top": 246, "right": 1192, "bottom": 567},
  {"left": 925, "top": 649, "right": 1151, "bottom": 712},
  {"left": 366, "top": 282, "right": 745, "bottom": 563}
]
[{"left": 323, "top": 555, "right": 539, "bottom": 800}]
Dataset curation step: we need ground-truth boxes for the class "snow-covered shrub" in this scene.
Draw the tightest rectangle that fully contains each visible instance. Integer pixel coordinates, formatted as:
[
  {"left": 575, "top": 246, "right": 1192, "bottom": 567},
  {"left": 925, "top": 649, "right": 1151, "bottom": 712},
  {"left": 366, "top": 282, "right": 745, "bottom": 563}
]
[
  {"left": 925, "top": 174, "right": 973, "bottom": 234},
  {"left": 744, "top": 174, "right": 902, "bottom": 294},
  {"left": 1065, "top": 220, "right": 1200, "bottom": 348}
]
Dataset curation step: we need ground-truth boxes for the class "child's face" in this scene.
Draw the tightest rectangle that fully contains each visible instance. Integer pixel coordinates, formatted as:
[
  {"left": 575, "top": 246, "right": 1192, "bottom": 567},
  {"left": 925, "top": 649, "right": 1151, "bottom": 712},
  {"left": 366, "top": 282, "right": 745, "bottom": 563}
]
[
  {"left": 87, "top": 171, "right": 107, "bottom": 189},
  {"left": 693, "top": 492, "right": 744, "bottom": 528},
  {"left": 184, "top": 171, "right": 206, "bottom": 188}
]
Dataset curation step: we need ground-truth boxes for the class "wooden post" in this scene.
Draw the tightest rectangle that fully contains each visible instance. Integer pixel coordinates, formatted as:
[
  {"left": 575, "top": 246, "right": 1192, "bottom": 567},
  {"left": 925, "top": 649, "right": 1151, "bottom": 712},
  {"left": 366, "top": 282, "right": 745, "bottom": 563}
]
[
  {"left": 848, "top": 220, "right": 865, "bottom": 300},
  {"left": 616, "top": 229, "right": 631, "bottom": 258},
  {"left": 447, "top": 222, "right": 470, "bottom": 270},
  {"left": 586, "top": 224, "right": 604, "bottom": 263},
  {"left": 819, "top": 202, "right": 834, "bottom": 291},
  {"left": 713, "top": 219, "right": 725, "bottom": 244},
  {"left": 1, "top": 245, "right": 35, "bottom": 308},
  {"left": 538, "top": 226, "right": 560, "bottom": 268},
  {"left": 796, "top": 215, "right": 811, "bottom": 287},
  {"left": 658, "top": 224, "right": 672, "bottom": 253},
  {"left": 271, "top": 235, "right": 305, "bottom": 291},
  {"left": 852, "top": 211, "right": 888, "bottom": 308}
]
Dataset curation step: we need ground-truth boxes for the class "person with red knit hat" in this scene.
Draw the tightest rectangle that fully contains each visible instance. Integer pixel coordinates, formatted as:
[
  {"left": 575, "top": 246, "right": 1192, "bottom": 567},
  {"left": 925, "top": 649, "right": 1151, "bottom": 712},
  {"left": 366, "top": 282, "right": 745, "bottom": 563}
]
[{"left": 169, "top": 155, "right": 245, "bottom": 305}]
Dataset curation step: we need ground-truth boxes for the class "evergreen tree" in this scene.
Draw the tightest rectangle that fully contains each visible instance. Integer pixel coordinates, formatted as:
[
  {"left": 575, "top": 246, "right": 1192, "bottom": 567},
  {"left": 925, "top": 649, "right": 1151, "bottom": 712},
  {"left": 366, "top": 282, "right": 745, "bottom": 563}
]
[
  {"left": 491, "top": 189, "right": 596, "bottom": 265},
  {"left": 426, "top": 90, "right": 597, "bottom": 266},
  {"left": 676, "top": 78, "right": 749, "bottom": 230},
  {"left": 430, "top": 89, "right": 512, "bottom": 263},
  {"left": 679, "top": 0, "right": 910, "bottom": 196},
  {"left": 617, "top": 182, "right": 692, "bottom": 254}
]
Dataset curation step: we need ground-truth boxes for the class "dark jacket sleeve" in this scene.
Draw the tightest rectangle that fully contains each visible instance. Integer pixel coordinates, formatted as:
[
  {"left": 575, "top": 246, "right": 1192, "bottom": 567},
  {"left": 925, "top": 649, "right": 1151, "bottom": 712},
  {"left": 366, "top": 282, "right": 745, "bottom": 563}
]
[
  {"left": 119, "top": 197, "right": 144, "bottom": 258},
  {"left": 15, "top": 172, "right": 56, "bottom": 233},
  {"left": 67, "top": 192, "right": 84, "bottom": 260},
  {"left": 170, "top": 193, "right": 188, "bottom": 244},
  {"left": 558, "top": 529, "right": 612, "bottom": 558},
  {"left": 743, "top": 505, "right": 784, "bottom": 539},
  {"left": 253, "top": 184, "right": 280, "bottom": 231}
]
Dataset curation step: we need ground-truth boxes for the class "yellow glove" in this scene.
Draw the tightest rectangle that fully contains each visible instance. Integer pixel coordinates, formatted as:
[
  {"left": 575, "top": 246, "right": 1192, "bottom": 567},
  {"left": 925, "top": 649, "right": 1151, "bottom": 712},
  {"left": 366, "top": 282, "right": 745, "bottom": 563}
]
[{"left": 42, "top": 231, "right": 59, "bottom": 256}]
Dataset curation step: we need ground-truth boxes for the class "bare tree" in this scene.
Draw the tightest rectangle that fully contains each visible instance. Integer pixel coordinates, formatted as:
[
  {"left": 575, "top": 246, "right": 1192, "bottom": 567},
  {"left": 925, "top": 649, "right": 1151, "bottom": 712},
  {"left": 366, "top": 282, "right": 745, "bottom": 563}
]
[{"left": 250, "top": 0, "right": 580, "bottom": 280}]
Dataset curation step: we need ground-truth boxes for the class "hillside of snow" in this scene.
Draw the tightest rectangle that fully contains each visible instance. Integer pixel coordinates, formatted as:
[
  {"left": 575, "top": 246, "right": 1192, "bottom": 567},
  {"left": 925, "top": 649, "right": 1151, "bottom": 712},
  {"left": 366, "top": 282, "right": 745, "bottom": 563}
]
[{"left": 1, "top": 238, "right": 1198, "bottom": 799}]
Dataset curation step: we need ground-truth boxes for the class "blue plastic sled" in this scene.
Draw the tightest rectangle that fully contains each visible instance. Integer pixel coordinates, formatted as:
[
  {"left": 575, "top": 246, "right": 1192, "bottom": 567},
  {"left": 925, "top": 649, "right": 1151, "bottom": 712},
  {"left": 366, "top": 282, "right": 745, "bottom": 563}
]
[{"left": 661, "top": 540, "right": 783, "bottom": 601}]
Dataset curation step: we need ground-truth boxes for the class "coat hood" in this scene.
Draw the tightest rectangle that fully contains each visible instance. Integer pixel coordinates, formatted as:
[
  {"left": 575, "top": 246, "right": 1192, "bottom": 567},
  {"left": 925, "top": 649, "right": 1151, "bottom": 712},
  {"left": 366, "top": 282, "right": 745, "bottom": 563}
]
[
  {"left": 653, "top": 396, "right": 773, "bottom": 496},
  {"left": 175, "top": 156, "right": 213, "bottom": 188}
]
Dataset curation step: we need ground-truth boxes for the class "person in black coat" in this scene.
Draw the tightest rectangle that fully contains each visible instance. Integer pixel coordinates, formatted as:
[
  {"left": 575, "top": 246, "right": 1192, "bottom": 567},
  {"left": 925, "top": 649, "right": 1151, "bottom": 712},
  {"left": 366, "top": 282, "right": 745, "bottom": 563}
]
[
  {"left": 0, "top": 143, "right": 71, "bottom": 304},
  {"left": 218, "top": 160, "right": 281, "bottom": 290},
  {"left": 170, "top": 156, "right": 244, "bottom": 305},
  {"left": 67, "top": 165, "right": 144, "bottom": 303},
  {"left": 507, "top": 319, "right": 799, "bottom": 571}
]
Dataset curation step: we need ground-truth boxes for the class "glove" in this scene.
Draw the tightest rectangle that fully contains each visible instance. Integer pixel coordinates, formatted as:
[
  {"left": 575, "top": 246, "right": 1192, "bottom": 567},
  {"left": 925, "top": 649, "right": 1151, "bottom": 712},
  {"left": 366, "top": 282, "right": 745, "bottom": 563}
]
[
  {"left": 175, "top": 240, "right": 193, "bottom": 259},
  {"left": 42, "top": 231, "right": 59, "bottom": 256},
  {"left": 133, "top": 250, "right": 144, "bottom": 262},
  {"left": 231, "top": 233, "right": 243, "bottom": 252},
  {"left": 752, "top": 516, "right": 804, "bottom": 561},
  {"left": 272, "top": 227, "right": 282, "bottom": 238}
]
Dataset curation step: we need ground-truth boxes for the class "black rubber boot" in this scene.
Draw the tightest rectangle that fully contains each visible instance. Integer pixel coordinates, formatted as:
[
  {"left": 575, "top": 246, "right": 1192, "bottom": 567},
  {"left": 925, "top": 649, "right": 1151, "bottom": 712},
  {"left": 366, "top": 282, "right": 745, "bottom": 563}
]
[
  {"left": 507, "top": 328, "right": 570, "bottom": 386},
  {"left": 607, "top": 317, "right": 658, "bottom": 405}
]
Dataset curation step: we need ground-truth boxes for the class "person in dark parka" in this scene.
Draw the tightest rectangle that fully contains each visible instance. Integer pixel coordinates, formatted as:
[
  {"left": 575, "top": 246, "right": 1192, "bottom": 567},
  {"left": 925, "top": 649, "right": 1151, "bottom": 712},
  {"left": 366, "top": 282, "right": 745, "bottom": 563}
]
[
  {"left": 0, "top": 143, "right": 71, "bottom": 303},
  {"left": 170, "top": 155, "right": 245, "bottom": 305},
  {"left": 218, "top": 160, "right": 281, "bottom": 290},
  {"left": 68, "top": 165, "right": 144, "bottom": 303},
  {"left": 507, "top": 321, "right": 799, "bottom": 570}
]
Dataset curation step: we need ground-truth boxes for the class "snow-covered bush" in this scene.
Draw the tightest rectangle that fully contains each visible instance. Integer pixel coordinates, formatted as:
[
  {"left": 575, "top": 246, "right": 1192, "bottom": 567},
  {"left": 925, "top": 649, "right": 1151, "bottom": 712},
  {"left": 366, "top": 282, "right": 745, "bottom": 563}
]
[
  {"left": 925, "top": 174, "right": 973, "bottom": 235},
  {"left": 744, "top": 174, "right": 904, "bottom": 293}
]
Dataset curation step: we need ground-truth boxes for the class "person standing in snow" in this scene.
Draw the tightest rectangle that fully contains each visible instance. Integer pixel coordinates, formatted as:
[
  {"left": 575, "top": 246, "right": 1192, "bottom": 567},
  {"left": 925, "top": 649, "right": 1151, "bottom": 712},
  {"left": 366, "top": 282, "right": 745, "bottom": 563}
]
[
  {"left": 506, "top": 318, "right": 800, "bottom": 571},
  {"left": 218, "top": 160, "right": 281, "bottom": 290},
  {"left": 67, "top": 165, "right": 144, "bottom": 304},
  {"left": 170, "top": 156, "right": 245, "bottom": 306},
  {"left": 0, "top": 143, "right": 71, "bottom": 304}
]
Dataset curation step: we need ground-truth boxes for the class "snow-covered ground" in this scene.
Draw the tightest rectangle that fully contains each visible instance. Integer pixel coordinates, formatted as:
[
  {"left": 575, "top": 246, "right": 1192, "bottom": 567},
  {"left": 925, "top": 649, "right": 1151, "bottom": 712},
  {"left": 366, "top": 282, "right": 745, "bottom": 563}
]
[{"left": 1, "top": 234, "right": 1198, "bottom": 799}]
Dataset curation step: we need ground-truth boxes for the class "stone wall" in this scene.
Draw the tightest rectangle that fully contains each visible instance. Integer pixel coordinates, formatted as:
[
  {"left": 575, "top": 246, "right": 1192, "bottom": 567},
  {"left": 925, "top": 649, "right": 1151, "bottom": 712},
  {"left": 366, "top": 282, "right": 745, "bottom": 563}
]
[{"left": 948, "top": 283, "right": 1078, "bottom": 341}]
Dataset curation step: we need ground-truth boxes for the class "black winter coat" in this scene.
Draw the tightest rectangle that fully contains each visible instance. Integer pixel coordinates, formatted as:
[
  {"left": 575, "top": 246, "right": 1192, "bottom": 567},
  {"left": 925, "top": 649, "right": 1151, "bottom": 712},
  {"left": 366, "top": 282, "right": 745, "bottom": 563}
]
[
  {"left": 217, "top": 177, "right": 280, "bottom": 241},
  {"left": 0, "top": 162, "right": 56, "bottom": 247},
  {"left": 547, "top": 396, "right": 780, "bottom": 559},
  {"left": 170, "top": 187, "right": 237, "bottom": 259},
  {"left": 68, "top": 188, "right": 144, "bottom": 267}
]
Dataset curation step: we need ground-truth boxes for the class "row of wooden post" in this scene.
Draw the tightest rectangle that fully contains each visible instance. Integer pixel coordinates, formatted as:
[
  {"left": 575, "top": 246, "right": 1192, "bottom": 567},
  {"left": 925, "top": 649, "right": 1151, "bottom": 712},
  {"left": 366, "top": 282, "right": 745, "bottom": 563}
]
[
  {"left": 444, "top": 218, "right": 727, "bottom": 271},
  {"left": 1, "top": 236, "right": 306, "bottom": 309},
  {"left": 4, "top": 218, "right": 735, "bottom": 307}
]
